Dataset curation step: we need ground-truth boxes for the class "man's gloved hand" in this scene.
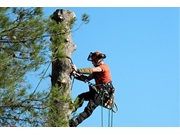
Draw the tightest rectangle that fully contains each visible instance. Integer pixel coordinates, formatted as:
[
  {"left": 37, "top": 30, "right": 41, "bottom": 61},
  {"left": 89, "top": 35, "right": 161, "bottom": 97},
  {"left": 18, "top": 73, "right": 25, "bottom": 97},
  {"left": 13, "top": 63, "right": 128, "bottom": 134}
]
[
  {"left": 71, "top": 64, "right": 79, "bottom": 77},
  {"left": 71, "top": 64, "right": 93, "bottom": 74},
  {"left": 71, "top": 64, "right": 77, "bottom": 71}
]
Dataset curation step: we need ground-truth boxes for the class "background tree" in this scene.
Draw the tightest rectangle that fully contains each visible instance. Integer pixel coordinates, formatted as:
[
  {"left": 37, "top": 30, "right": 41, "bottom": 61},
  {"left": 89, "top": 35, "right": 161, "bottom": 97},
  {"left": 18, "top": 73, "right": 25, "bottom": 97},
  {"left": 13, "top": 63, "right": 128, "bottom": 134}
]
[
  {"left": 0, "top": 7, "right": 89, "bottom": 127},
  {"left": 0, "top": 7, "right": 49, "bottom": 126}
]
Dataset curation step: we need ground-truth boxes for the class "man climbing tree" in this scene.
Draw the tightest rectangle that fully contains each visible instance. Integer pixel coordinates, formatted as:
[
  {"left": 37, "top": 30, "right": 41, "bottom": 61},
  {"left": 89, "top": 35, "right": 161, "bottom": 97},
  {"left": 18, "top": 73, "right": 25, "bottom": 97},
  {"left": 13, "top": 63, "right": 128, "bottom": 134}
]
[{"left": 69, "top": 51, "right": 115, "bottom": 127}]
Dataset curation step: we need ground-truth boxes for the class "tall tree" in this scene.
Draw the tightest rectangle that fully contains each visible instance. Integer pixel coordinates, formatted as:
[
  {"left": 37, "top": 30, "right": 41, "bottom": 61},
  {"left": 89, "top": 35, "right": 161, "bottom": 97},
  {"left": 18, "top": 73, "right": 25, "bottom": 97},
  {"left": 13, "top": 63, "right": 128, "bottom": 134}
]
[
  {"left": 46, "top": 9, "right": 77, "bottom": 127},
  {"left": 0, "top": 7, "right": 49, "bottom": 126},
  {"left": 47, "top": 9, "right": 90, "bottom": 127}
]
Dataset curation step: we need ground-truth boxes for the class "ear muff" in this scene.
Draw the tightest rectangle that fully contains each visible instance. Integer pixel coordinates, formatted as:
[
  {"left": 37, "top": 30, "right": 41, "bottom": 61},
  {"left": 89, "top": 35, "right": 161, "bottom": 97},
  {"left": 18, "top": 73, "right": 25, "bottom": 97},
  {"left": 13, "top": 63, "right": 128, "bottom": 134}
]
[{"left": 97, "top": 53, "right": 106, "bottom": 59}]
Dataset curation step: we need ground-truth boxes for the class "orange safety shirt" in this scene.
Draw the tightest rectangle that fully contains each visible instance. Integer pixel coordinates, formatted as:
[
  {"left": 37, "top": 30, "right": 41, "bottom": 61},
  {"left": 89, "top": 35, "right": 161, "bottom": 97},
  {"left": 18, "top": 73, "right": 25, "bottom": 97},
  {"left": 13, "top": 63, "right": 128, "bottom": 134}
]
[{"left": 94, "top": 64, "right": 112, "bottom": 85}]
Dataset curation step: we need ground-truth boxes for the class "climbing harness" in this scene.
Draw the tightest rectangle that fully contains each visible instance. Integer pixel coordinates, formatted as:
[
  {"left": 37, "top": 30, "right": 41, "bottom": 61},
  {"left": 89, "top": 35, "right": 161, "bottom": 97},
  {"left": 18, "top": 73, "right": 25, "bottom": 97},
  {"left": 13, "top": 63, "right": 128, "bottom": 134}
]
[
  {"left": 88, "top": 82, "right": 118, "bottom": 112},
  {"left": 88, "top": 81, "right": 118, "bottom": 127}
]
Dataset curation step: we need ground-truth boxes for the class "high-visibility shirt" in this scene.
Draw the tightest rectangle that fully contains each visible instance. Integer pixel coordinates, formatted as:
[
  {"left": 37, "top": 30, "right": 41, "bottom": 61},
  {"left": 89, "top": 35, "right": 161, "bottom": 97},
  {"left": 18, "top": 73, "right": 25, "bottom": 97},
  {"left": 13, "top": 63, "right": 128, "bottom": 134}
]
[{"left": 94, "top": 64, "right": 112, "bottom": 84}]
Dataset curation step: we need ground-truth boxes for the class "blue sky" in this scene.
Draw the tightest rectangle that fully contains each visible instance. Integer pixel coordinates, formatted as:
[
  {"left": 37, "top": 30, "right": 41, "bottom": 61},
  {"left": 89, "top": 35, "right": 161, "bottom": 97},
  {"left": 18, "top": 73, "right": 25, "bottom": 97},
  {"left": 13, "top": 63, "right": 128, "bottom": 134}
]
[{"left": 40, "top": 7, "right": 179, "bottom": 127}]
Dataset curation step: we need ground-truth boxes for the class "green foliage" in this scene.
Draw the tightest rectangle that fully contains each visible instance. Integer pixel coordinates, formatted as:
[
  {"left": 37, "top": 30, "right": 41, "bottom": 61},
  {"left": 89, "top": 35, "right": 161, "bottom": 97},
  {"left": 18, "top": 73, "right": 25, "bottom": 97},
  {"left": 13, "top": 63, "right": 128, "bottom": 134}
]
[
  {"left": 72, "top": 13, "right": 90, "bottom": 32},
  {"left": 0, "top": 7, "right": 49, "bottom": 127},
  {"left": 82, "top": 13, "right": 90, "bottom": 24},
  {"left": 68, "top": 17, "right": 76, "bottom": 29},
  {"left": 0, "top": 7, "right": 90, "bottom": 127},
  {"left": 46, "top": 18, "right": 67, "bottom": 61}
]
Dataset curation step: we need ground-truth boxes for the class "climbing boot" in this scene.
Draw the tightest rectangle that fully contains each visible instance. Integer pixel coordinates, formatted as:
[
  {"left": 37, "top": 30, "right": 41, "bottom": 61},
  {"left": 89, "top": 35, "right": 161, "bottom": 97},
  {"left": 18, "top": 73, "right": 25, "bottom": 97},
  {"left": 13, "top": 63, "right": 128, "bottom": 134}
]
[{"left": 69, "top": 118, "right": 78, "bottom": 127}]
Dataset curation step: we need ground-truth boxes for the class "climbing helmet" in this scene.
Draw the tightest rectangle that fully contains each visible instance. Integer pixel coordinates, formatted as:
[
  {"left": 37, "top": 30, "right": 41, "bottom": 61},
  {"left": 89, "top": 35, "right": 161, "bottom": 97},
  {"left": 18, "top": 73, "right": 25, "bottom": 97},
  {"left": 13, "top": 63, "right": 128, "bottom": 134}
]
[{"left": 87, "top": 51, "right": 106, "bottom": 61}]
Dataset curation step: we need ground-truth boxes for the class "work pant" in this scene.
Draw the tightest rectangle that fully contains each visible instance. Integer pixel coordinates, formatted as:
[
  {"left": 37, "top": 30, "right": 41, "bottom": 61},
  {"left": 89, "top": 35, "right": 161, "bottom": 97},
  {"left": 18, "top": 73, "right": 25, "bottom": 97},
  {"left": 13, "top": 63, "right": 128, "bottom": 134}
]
[{"left": 71, "top": 86, "right": 102, "bottom": 127}]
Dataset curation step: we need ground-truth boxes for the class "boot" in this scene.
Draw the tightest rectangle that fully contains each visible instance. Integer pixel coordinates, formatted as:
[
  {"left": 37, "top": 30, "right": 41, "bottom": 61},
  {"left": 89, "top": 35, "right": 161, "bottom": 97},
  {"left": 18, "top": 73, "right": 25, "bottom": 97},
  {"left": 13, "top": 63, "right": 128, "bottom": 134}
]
[{"left": 69, "top": 118, "right": 78, "bottom": 127}]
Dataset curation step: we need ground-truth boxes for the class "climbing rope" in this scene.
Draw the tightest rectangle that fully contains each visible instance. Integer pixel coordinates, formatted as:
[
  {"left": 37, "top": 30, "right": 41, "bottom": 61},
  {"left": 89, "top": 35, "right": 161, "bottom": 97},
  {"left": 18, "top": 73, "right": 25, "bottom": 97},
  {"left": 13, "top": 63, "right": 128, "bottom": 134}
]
[
  {"left": 101, "top": 90, "right": 117, "bottom": 127},
  {"left": 101, "top": 92, "right": 105, "bottom": 127},
  {"left": 66, "top": 56, "right": 75, "bottom": 92},
  {"left": 87, "top": 81, "right": 118, "bottom": 127}
]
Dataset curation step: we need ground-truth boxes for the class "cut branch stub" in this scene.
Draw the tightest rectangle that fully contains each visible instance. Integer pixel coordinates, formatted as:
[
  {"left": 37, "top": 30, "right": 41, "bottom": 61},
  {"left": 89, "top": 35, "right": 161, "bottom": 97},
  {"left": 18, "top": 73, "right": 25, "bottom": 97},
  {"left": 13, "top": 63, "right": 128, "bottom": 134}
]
[{"left": 50, "top": 9, "right": 77, "bottom": 126}]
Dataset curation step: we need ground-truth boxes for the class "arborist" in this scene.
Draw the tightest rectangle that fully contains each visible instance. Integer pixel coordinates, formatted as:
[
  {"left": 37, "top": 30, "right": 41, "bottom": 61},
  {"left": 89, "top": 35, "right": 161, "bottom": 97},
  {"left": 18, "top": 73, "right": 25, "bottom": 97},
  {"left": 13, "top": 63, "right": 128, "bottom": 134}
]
[{"left": 69, "top": 51, "right": 115, "bottom": 127}]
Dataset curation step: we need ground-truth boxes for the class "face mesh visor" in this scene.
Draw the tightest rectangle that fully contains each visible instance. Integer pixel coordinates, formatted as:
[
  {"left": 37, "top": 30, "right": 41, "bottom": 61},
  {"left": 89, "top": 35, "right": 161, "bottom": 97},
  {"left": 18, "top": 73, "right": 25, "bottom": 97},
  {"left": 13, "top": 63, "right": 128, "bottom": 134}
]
[{"left": 87, "top": 52, "right": 94, "bottom": 61}]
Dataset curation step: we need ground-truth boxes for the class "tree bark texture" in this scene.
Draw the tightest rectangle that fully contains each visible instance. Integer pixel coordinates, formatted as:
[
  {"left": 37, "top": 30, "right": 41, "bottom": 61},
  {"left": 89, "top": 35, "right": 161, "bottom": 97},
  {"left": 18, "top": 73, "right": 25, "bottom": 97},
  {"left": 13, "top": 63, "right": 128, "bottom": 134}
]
[{"left": 50, "top": 9, "right": 76, "bottom": 126}]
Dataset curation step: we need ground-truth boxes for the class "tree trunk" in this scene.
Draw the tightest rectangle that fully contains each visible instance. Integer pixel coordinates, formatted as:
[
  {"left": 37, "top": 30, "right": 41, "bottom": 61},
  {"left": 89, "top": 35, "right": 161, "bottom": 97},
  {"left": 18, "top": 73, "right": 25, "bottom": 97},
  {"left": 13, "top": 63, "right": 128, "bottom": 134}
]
[{"left": 49, "top": 9, "right": 76, "bottom": 127}]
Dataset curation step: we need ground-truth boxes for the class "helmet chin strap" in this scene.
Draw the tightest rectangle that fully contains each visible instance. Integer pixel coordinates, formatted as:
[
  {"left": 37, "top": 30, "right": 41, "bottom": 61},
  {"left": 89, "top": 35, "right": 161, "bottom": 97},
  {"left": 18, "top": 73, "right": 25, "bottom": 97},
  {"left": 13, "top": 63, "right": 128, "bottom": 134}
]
[{"left": 95, "top": 58, "right": 103, "bottom": 66}]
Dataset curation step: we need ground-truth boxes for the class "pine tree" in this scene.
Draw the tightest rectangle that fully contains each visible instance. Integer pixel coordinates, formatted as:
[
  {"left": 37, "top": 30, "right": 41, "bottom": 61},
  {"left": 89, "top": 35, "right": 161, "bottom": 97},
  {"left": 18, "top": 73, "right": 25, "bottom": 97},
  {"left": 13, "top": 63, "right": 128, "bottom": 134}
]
[
  {"left": 0, "top": 7, "right": 90, "bottom": 127},
  {"left": 0, "top": 7, "right": 49, "bottom": 126}
]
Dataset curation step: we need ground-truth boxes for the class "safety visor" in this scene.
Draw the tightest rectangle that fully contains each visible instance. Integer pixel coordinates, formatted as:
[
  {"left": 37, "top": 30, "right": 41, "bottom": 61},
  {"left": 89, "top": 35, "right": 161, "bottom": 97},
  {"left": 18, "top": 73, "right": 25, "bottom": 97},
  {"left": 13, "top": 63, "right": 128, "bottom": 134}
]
[{"left": 87, "top": 52, "right": 96, "bottom": 61}]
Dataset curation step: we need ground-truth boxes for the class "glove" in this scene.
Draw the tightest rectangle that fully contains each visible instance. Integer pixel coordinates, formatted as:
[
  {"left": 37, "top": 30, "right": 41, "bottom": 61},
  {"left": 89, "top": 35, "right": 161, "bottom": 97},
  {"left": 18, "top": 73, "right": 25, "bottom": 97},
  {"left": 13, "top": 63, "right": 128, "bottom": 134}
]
[
  {"left": 72, "top": 70, "right": 81, "bottom": 77},
  {"left": 71, "top": 64, "right": 77, "bottom": 71}
]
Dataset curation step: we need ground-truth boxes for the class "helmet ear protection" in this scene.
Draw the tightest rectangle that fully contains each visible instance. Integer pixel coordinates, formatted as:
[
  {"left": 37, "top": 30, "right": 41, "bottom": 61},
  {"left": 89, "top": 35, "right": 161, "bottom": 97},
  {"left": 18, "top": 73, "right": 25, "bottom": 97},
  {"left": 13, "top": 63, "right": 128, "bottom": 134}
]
[
  {"left": 87, "top": 51, "right": 106, "bottom": 61},
  {"left": 97, "top": 53, "right": 106, "bottom": 59}
]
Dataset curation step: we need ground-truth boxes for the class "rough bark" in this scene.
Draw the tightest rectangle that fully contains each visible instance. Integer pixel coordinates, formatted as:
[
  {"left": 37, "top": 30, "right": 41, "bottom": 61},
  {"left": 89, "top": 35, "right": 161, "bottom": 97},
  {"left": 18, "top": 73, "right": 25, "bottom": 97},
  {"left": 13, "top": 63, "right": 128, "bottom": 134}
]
[{"left": 50, "top": 9, "right": 76, "bottom": 126}]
